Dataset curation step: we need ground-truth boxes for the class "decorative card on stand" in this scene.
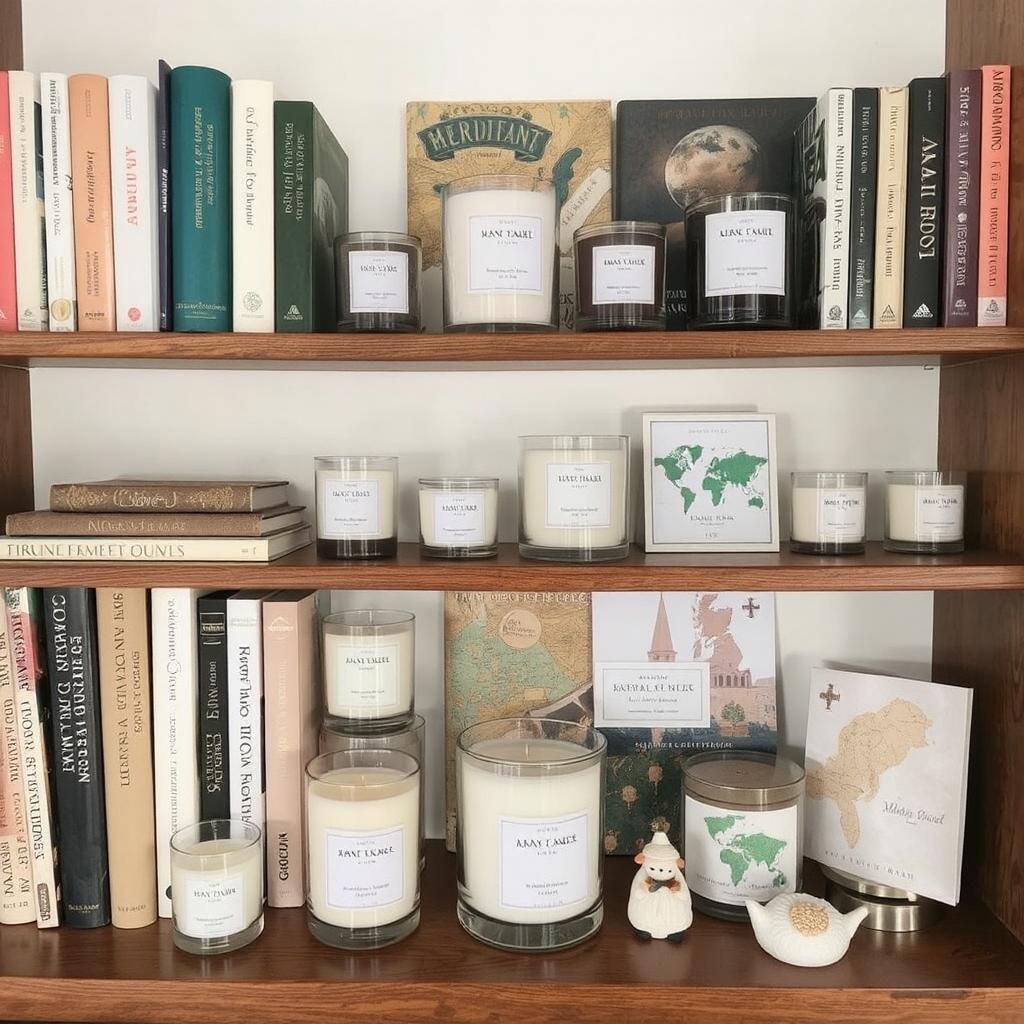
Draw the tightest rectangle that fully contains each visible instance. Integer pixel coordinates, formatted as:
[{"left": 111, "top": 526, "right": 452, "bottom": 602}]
[{"left": 805, "top": 666, "right": 972, "bottom": 906}]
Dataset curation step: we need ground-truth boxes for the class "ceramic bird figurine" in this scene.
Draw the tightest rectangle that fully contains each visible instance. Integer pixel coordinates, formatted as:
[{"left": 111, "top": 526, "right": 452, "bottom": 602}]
[
  {"left": 627, "top": 831, "right": 693, "bottom": 942},
  {"left": 746, "top": 893, "right": 868, "bottom": 967}
]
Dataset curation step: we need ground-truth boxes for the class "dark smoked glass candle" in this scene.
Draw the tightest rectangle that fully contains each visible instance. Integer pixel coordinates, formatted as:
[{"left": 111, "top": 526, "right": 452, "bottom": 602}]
[{"left": 335, "top": 232, "right": 422, "bottom": 333}]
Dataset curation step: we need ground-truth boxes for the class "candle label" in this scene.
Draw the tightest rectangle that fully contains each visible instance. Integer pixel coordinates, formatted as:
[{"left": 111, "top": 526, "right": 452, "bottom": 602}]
[
  {"left": 468, "top": 214, "right": 543, "bottom": 294},
  {"left": 684, "top": 795, "right": 799, "bottom": 905},
  {"left": 914, "top": 487, "right": 964, "bottom": 540},
  {"left": 592, "top": 244, "right": 656, "bottom": 305},
  {"left": 333, "top": 641, "right": 400, "bottom": 710},
  {"left": 703, "top": 210, "right": 786, "bottom": 297},
  {"left": 322, "top": 478, "right": 380, "bottom": 538},
  {"left": 178, "top": 872, "right": 247, "bottom": 938},
  {"left": 545, "top": 461, "right": 612, "bottom": 530},
  {"left": 432, "top": 491, "right": 486, "bottom": 545},
  {"left": 348, "top": 249, "right": 410, "bottom": 314},
  {"left": 326, "top": 826, "right": 405, "bottom": 910},
  {"left": 499, "top": 812, "right": 590, "bottom": 911},
  {"left": 816, "top": 489, "right": 866, "bottom": 542},
  {"left": 594, "top": 661, "right": 711, "bottom": 729}
]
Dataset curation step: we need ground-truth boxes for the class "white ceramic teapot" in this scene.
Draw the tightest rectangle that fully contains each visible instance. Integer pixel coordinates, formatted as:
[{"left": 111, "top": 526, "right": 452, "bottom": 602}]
[
  {"left": 746, "top": 892, "right": 868, "bottom": 967},
  {"left": 627, "top": 831, "right": 693, "bottom": 942}
]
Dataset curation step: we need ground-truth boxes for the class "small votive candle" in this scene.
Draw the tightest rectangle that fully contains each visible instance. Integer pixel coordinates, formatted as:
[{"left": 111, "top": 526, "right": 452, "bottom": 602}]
[
  {"left": 314, "top": 455, "right": 398, "bottom": 560},
  {"left": 884, "top": 470, "right": 966, "bottom": 554},
  {"left": 519, "top": 435, "right": 630, "bottom": 562},
  {"left": 322, "top": 609, "right": 415, "bottom": 728},
  {"left": 418, "top": 477, "right": 499, "bottom": 558},
  {"left": 790, "top": 471, "right": 868, "bottom": 555},
  {"left": 170, "top": 819, "right": 263, "bottom": 955},
  {"left": 305, "top": 749, "right": 421, "bottom": 950},
  {"left": 335, "top": 231, "right": 422, "bottom": 333}
]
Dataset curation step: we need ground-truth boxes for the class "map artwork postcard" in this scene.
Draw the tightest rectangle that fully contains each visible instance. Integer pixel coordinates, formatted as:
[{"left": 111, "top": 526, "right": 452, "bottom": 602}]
[
  {"left": 805, "top": 667, "right": 973, "bottom": 905},
  {"left": 643, "top": 412, "right": 780, "bottom": 552}
]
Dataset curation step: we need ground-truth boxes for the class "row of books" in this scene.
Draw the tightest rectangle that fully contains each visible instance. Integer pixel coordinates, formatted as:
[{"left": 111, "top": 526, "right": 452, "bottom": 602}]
[
  {"left": 794, "top": 67, "right": 1011, "bottom": 330},
  {"left": 0, "top": 66, "right": 348, "bottom": 335},
  {"left": 0, "top": 586, "right": 318, "bottom": 928}
]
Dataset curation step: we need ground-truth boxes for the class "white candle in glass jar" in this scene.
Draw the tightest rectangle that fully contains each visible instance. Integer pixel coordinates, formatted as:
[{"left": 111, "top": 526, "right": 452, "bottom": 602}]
[
  {"left": 170, "top": 837, "right": 263, "bottom": 940},
  {"left": 887, "top": 483, "right": 964, "bottom": 542},
  {"left": 418, "top": 483, "right": 498, "bottom": 549},
  {"left": 316, "top": 468, "right": 395, "bottom": 541},
  {"left": 791, "top": 486, "right": 866, "bottom": 543}
]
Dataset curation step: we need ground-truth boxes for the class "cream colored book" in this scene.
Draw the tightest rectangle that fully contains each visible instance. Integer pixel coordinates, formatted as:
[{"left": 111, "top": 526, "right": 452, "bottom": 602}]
[{"left": 872, "top": 86, "right": 909, "bottom": 328}]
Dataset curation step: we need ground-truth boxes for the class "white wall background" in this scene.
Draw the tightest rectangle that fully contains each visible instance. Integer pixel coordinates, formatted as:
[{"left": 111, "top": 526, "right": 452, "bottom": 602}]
[{"left": 24, "top": 0, "right": 946, "bottom": 838}]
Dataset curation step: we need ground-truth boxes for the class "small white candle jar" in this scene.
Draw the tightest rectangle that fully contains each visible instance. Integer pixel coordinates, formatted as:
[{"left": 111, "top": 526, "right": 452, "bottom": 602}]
[
  {"left": 322, "top": 610, "right": 414, "bottom": 728},
  {"left": 790, "top": 471, "right": 868, "bottom": 555},
  {"left": 456, "top": 718, "right": 606, "bottom": 952},
  {"left": 305, "top": 749, "right": 421, "bottom": 950},
  {"left": 314, "top": 455, "right": 398, "bottom": 560},
  {"left": 442, "top": 174, "right": 558, "bottom": 332},
  {"left": 170, "top": 819, "right": 264, "bottom": 955},
  {"left": 418, "top": 476, "right": 499, "bottom": 558},
  {"left": 884, "top": 470, "right": 966, "bottom": 554},
  {"left": 519, "top": 435, "right": 630, "bottom": 562}
]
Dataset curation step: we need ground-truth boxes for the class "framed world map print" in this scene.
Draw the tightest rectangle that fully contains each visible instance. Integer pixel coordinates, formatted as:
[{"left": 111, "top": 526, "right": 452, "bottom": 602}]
[{"left": 642, "top": 412, "right": 779, "bottom": 552}]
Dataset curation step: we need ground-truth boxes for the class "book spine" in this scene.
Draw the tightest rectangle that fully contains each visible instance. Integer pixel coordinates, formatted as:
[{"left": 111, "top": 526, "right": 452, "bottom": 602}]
[
  {"left": 978, "top": 65, "right": 1011, "bottom": 326},
  {"left": 9, "top": 71, "right": 48, "bottom": 330},
  {"left": 198, "top": 595, "right": 231, "bottom": 821},
  {"left": 903, "top": 78, "right": 946, "bottom": 327},
  {"left": 794, "top": 102, "right": 823, "bottom": 329},
  {"left": 274, "top": 101, "right": 313, "bottom": 331},
  {"left": 40, "top": 73, "right": 77, "bottom": 331},
  {"left": 68, "top": 74, "right": 115, "bottom": 331},
  {"left": 95, "top": 589, "right": 156, "bottom": 928},
  {"left": 109, "top": 76, "right": 159, "bottom": 332},
  {"left": 7, "top": 510, "right": 276, "bottom": 537},
  {"left": 232, "top": 80, "right": 275, "bottom": 331},
  {"left": 50, "top": 481, "right": 261, "bottom": 512},
  {"left": 872, "top": 86, "right": 909, "bottom": 328},
  {"left": 170, "top": 66, "right": 231, "bottom": 331},
  {"left": 151, "top": 588, "right": 203, "bottom": 918},
  {"left": 41, "top": 588, "right": 109, "bottom": 927},
  {"left": 0, "top": 74, "right": 17, "bottom": 331},
  {"left": 943, "top": 70, "right": 982, "bottom": 327},
  {"left": 157, "top": 60, "right": 171, "bottom": 332},
  {"left": 5, "top": 587, "right": 60, "bottom": 928},
  {"left": 847, "top": 88, "right": 878, "bottom": 329},
  {"left": 0, "top": 534, "right": 302, "bottom": 562},
  {"left": 821, "top": 88, "right": 852, "bottom": 328}
]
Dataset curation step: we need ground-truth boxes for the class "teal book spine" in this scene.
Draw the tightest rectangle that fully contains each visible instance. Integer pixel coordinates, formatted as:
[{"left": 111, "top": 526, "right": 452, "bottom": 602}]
[{"left": 170, "top": 66, "right": 231, "bottom": 331}]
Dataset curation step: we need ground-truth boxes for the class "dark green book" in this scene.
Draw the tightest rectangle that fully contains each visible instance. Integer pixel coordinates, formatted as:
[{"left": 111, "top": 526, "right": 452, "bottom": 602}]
[
  {"left": 170, "top": 66, "right": 231, "bottom": 331},
  {"left": 274, "top": 101, "right": 348, "bottom": 331}
]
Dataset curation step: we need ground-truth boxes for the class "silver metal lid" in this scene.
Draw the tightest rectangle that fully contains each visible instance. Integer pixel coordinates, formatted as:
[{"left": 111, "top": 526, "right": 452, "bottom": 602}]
[{"left": 683, "top": 750, "right": 804, "bottom": 804}]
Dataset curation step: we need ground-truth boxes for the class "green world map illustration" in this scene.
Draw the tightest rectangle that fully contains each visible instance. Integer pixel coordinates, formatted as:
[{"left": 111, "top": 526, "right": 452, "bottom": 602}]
[
  {"left": 705, "top": 814, "right": 788, "bottom": 888},
  {"left": 655, "top": 445, "right": 768, "bottom": 515}
]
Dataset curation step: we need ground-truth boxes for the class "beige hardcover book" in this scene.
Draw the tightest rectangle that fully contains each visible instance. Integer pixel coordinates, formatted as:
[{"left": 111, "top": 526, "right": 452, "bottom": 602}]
[
  {"left": 872, "top": 86, "right": 909, "bottom": 328},
  {"left": 96, "top": 589, "right": 157, "bottom": 928},
  {"left": 50, "top": 479, "right": 289, "bottom": 513},
  {"left": 6, "top": 505, "right": 306, "bottom": 537}
]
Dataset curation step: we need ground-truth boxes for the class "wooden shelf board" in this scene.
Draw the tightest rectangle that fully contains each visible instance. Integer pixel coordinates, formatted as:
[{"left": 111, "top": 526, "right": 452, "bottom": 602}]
[
  {"left": 0, "top": 542, "right": 1021, "bottom": 591},
  {"left": 0, "top": 845, "right": 1022, "bottom": 1024}
]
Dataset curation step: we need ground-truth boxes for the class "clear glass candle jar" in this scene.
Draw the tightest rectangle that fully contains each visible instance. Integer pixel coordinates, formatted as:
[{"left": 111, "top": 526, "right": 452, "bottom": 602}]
[
  {"left": 335, "top": 231, "right": 422, "bottom": 333},
  {"left": 442, "top": 174, "right": 558, "bottom": 332},
  {"left": 456, "top": 718, "right": 606, "bottom": 951},
  {"left": 418, "top": 476, "right": 499, "bottom": 558},
  {"left": 518, "top": 435, "right": 630, "bottom": 562},
  {"left": 314, "top": 455, "right": 398, "bottom": 559},
  {"left": 573, "top": 221, "right": 667, "bottom": 331},
  {"left": 305, "top": 749, "right": 421, "bottom": 950},
  {"left": 321, "top": 609, "right": 414, "bottom": 728},
  {"left": 790, "top": 471, "right": 868, "bottom": 555},
  {"left": 170, "top": 819, "right": 264, "bottom": 955},
  {"left": 682, "top": 751, "right": 804, "bottom": 921},
  {"left": 884, "top": 470, "right": 966, "bottom": 554}
]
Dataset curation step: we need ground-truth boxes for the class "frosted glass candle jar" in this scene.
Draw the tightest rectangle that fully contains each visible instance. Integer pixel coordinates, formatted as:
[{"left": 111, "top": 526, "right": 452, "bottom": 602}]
[
  {"left": 314, "top": 455, "right": 398, "bottom": 560},
  {"left": 418, "top": 477, "right": 499, "bottom": 558},
  {"left": 456, "top": 719, "right": 606, "bottom": 951},
  {"left": 305, "top": 749, "right": 421, "bottom": 949},
  {"left": 442, "top": 174, "right": 558, "bottom": 332},
  {"left": 322, "top": 610, "right": 414, "bottom": 728},
  {"left": 519, "top": 435, "right": 630, "bottom": 562},
  {"left": 170, "top": 819, "right": 263, "bottom": 955},
  {"left": 335, "top": 231, "right": 422, "bottom": 333},
  {"left": 884, "top": 470, "right": 966, "bottom": 554},
  {"left": 790, "top": 471, "right": 868, "bottom": 555}
]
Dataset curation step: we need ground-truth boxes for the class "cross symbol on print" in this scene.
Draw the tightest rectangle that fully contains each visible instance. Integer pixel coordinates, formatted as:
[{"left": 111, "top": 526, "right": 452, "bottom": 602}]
[
  {"left": 819, "top": 683, "right": 841, "bottom": 711},
  {"left": 742, "top": 597, "right": 760, "bottom": 618}
]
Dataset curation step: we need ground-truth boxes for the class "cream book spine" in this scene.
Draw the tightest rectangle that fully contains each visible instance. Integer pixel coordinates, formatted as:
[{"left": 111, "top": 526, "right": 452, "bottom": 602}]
[
  {"left": 40, "top": 72, "right": 76, "bottom": 331},
  {"left": 872, "top": 86, "right": 909, "bottom": 328}
]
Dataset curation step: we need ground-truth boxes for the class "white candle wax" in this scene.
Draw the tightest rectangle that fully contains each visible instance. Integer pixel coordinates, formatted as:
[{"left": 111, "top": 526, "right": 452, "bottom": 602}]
[
  {"left": 307, "top": 767, "right": 419, "bottom": 930},
  {"left": 322, "top": 623, "right": 414, "bottom": 720},
  {"left": 459, "top": 738, "right": 601, "bottom": 925},
  {"left": 171, "top": 837, "right": 263, "bottom": 940},
  {"left": 791, "top": 486, "right": 866, "bottom": 543},
  {"left": 418, "top": 487, "right": 498, "bottom": 549},
  {"left": 316, "top": 469, "right": 395, "bottom": 541},
  {"left": 887, "top": 483, "right": 964, "bottom": 542}
]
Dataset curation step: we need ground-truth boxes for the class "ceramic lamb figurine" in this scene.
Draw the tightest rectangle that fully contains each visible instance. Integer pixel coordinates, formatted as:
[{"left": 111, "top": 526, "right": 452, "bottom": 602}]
[
  {"left": 746, "top": 893, "right": 869, "bottom": 967},
  {"left": 627, "top": 831, "right": 693, "bottom": 941}
]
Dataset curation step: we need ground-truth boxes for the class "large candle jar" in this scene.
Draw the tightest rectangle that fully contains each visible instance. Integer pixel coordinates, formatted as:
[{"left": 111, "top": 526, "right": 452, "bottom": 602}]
[
  {"left": 305, "top": 749, "right": 421, "bottom": 950},
  {"left": 519, "top": 435, "right": 630, "bottom": 562},
  {"left": 314, "top": 455, "right": 398, "bottom": 559},
  {"left": 884, "top": 470, "right": 966, "bottom": 554},
  {"left": 335, "top": 231, "right": 422, "bottom": 333},
  {"left": 418, "top": 476, "right": 499, "bottom": 558},
  {"left": 573, "top": 221, "right": 666, "bottom": 331},
  {"left": 683, "top": 751, "right": 805, "bottom": 921},
  {"left": 790, "top": 471, "right": 868, "bottom": 555},
  {"left": 456, "top": 719, "right": 606, "bottom": 951},
  {"left": 322, "top": 610, "right": 414, "bottom": 728},
  {"left": 442, "top": 174, "right": 558, "bottom": 332}
]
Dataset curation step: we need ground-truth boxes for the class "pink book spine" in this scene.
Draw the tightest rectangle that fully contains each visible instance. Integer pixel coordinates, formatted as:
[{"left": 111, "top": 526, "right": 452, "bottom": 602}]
[
  {"left": 978, "top": 65, "right": 1011, "bottom": 326},
  {"left": 0, "top": 73, "right": 18, "bottom": 331}
]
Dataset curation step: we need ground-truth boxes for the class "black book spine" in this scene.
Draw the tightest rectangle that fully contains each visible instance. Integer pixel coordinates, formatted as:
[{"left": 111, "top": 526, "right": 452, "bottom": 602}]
[
  {"left": 157, "top": 59, "right": 172, "bottom": 332},
  {"left": 198, "top": 592, "right": 231, "bottom": 820},
  {"left": 903, "top": 78, "right": 947, "bottom": 327},
  {"left": 42, "top": 588, "right": 110, "bottom": 928},
  {"left": 793, "top": 103, "right": 824, "bottom": 328},
  {"left": 847, "top": 89, "right": 879, "bottom": 328}
]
